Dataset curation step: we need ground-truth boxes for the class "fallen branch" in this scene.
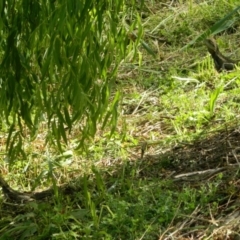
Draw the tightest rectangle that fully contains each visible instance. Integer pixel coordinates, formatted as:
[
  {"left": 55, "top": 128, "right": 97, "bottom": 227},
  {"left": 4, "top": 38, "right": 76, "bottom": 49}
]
[{"left": 173, "top": 163, "right": 240, "bottom": 182}]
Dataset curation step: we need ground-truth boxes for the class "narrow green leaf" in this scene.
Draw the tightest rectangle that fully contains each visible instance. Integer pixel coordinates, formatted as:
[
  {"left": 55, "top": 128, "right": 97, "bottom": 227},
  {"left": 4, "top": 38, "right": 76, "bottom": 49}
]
[{"left": 183, "top": 6, "right": 240, "bottom": 49}]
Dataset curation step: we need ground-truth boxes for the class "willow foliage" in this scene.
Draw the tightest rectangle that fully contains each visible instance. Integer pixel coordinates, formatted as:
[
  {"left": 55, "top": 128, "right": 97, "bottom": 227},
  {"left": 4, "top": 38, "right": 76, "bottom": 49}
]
[{"left": 0, "top": 0, "right": 138, "bottom": 162}]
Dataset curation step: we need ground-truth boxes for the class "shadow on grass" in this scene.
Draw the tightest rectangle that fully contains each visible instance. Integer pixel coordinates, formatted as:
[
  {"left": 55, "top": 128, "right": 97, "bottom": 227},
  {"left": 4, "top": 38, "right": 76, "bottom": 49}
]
[{"left": 1, "top": 126, "right": 240, "bottom": 239}]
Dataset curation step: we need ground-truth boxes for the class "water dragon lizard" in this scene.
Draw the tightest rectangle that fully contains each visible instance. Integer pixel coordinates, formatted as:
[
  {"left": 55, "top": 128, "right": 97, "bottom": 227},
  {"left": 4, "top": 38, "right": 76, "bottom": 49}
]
[{"left": 204, "top": 38, "right": 238, "bottom": 72}]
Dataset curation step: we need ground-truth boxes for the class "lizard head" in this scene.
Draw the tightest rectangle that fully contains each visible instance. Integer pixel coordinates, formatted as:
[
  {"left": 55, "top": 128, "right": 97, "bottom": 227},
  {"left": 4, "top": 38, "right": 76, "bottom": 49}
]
[{"left": 204, "top": 38, "right": 219, "bottom": 53}]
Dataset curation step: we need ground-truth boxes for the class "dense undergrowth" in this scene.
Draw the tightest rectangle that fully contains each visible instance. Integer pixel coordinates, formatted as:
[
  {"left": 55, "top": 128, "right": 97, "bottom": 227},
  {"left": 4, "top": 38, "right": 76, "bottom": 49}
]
[{"left": 1, "top": 0, "right": 240, "bottom": 239}]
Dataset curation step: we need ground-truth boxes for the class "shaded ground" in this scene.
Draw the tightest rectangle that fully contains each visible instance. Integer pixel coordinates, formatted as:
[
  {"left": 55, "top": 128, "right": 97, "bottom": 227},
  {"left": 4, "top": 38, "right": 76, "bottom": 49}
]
[
  {"left": 140, "top": 124, "right": 240, "bottom": 176},
  {"left": 2, "top": 125, "right": 240, "bottom": 239},
  {"left": 136, "top": 126, "right": 240, "bottom": 239}
]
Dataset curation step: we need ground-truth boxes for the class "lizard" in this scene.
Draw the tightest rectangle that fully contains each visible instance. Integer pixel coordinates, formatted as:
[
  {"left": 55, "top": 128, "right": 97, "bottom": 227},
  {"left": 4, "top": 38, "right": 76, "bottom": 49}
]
[{"left": 204, "top": 38, "right": 238, "bottom": 72}]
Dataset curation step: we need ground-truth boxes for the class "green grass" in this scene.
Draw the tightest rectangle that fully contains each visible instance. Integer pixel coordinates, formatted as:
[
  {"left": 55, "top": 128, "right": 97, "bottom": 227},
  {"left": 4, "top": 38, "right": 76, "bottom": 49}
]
[{"left": 1, "top": 0, "right": 240, "bottom": 239}]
